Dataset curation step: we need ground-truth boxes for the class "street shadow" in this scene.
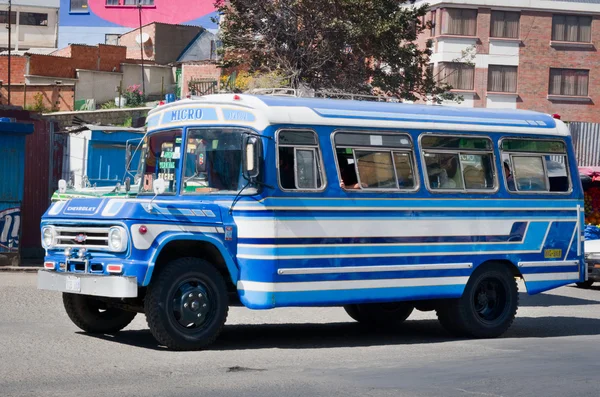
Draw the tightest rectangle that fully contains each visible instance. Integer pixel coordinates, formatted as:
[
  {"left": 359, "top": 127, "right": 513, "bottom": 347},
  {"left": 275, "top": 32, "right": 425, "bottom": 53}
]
[
  {"left": 519, "top": 292, "right": 600, "bottom": 307},
  {"left": 80, "top": 315, "right": 600, "bottom": 352}
]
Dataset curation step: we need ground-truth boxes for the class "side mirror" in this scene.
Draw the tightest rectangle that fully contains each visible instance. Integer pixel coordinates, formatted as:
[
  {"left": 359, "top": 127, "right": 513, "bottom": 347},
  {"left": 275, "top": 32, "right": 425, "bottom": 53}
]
[
  {"left": 243, "top": 135, "right": 261, "bottom": 181},
  {"left": 58, "top": 179, "right": 67, "bottom": 194},
  {"left": 153, "top": 178, "right": 166, "bottom": 195}
]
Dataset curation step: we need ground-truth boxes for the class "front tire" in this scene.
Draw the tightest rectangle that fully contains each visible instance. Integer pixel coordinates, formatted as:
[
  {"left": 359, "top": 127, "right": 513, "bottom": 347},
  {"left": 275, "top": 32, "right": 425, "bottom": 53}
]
[
  {"left": 344, "top": 302, "right": 414, "bottom": 327},
  {"left": 144, "top": 257, "right": 229, "bottom": 351},
  {"left": 63, "top": 293, "right": 137, "bottom": 334},
  {"left": 436, "top": 264, "right": 518, "bottom": 338},
  {"left": 576, "top": 280, "right": 594, "bottom": 289}
]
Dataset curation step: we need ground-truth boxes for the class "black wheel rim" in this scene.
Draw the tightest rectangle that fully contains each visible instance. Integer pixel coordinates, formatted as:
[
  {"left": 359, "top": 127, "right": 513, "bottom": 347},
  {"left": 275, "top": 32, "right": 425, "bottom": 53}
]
[
  {"left": 473, "top": 277, "right": 508, "bottom": 323},
  {"left": 169, "top": 278, "right": 215, "bottom": 332}
]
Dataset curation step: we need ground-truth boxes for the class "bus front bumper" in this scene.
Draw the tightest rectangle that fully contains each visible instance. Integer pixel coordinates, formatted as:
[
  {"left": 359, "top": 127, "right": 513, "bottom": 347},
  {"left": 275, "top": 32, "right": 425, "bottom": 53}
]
[{"left": 37, "top": 270, "right": 138, "bottom": 298}]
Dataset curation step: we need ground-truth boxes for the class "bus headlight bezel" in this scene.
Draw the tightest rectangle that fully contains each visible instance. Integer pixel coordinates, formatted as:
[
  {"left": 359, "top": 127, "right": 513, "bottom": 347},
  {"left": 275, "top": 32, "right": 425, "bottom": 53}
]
[
  {"left": 108, "top": 226, "right": 128, "bottom": 253},
  {"left": 42, "top": 226, "right": 57, "bottom": 249}
]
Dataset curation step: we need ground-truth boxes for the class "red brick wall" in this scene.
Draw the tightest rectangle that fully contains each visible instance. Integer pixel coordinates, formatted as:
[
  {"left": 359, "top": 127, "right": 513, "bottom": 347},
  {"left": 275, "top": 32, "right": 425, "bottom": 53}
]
[
  {"left": 29, "top": 54, "right": 77, "bottom": 79},
  {"left": 29, "top": 45, "right": 128, "bottom": 79},
  {"left": 0, "top": 56, "right": 28, "bottom": 84},
  {"left": 98, "top": 44, "right": 127, "bottom": 72},
  {"left": 0, "top": 85, "right": 74, "bottom": 111},
  {"left": 476, "top": 8, "right": 491, "bottom": 54},
  {"left": 518, "top": 12, "right": 600, "bottom": 122},
  {"left": 181, "top": 63, "right": 221, "bottom": 97}
]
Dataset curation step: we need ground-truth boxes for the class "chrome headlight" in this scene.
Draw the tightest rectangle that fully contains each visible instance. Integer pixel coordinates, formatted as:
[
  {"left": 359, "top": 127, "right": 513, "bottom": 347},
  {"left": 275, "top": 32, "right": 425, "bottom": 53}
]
[
  {"left": 108, "top": 227, "right": 128, "bottom": 252},
  {"left": 41, "top": 226, "right": 56, "bottom": 249}
]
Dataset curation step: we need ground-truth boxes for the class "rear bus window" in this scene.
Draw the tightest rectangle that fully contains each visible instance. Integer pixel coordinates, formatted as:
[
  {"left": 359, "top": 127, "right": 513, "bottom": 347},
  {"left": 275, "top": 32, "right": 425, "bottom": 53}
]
[
  {"left": 421, "top": 135, "right": 496, "bottom": 192},
  {"left": 277, "top": 130, "right": 325, "bottom": 191},
  {"left": 334, "top": 132, "right": 417, "bottom": 191},
  {"left": 501, "top": 139, "right": 570, "bottom": 193}
]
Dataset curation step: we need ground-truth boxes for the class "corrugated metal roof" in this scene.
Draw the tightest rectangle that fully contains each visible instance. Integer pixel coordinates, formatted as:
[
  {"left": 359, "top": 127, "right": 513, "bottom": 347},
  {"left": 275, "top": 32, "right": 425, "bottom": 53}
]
[{"left": 570, "top": 122, "right": 600, "bottom": 167}]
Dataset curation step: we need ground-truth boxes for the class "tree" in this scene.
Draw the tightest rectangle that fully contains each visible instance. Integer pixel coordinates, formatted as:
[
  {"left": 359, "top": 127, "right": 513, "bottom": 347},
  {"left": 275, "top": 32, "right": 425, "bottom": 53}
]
[{"left": 214, "top": 0, "right": 457, "bottom": 103}]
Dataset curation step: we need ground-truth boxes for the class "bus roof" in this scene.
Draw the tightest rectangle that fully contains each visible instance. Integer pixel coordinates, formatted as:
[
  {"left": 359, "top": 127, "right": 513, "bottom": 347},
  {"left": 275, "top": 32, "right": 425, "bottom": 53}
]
[{"left": 148, "top": 94, "right": 569, "bottom": 136}]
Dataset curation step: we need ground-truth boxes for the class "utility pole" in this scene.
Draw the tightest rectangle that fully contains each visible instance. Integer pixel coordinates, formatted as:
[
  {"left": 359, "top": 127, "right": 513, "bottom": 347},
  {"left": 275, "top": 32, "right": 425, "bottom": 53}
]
[
  {"left": 138, "top": 0, "right": 145, "bottom": 97},
  {"left": 7, "top": 0, "right": 12, "bottom": 104}
]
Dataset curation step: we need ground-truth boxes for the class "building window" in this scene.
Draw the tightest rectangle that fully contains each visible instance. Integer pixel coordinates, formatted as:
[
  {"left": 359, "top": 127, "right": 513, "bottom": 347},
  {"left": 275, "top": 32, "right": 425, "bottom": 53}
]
[
  {"left": 552, "top": 15, "right": 592, "bottom": 42},
  {"left": 421, "top": 136, "right": 496, "bottom": 192},
  {"left": 439, "top": 62, "right": 475, "bottom": 90},
  {"left": 441, "top": 8, "right": 477, "bottom": 36},
  {"left": 549, "top": 68, "right": 589, "bottom": 96},
  {"left": 490, "top": 11, "right": 520, "bottom": 38},
  {"left": 70, "top": 0, "right": 89, "bottom": 13},
  {"left": 488, "top": 66, "right": 518, "bottom": 93},
  {"left": 105, "top": 34, "right": 120, "bottom": 45},
  {"left": 278, "top": 130, "right": 326, "bottom": 191},
  {"left": 19, "top": 12, "right": 48, "bottom": 26},
  {"left": 431, "top": 10, "right": 436, "bottom": 36},
  {"left": 123, "top": 0, "right": 155, "bottom": 5},
  {"left": 106, "top": 0, "right": 119, "bottom": 5},
  {"left": 0, "top": 11, "right": 16, "bottom": 24}
]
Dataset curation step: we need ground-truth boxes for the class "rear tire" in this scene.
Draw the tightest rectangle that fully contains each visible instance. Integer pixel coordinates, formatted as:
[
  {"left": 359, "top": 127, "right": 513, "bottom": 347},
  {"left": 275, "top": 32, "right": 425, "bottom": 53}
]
[
  {"left": 63, "top": 293, "right": 137, "bottom": 334},
  {"left": 144, "top": 257, "right": 229, "bottom": 351},
  {"left": 436, "top": 264, "right": 518, "bottom": 338},
  {"left": 576, "top": 280, "right": 594, "bottom": 289},
  {"left": 344, "top": 302, "right": 414, "bottom": 326}
]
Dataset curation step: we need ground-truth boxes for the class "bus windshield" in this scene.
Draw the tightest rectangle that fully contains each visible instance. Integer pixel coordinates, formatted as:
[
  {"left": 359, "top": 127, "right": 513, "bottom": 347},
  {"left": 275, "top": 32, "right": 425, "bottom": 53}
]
[
  {"left": 140, "top": 129, "right": 183, "bottom": 194},
  {"left": 181, "top": 128, "right": 249, "bottom": 194}
]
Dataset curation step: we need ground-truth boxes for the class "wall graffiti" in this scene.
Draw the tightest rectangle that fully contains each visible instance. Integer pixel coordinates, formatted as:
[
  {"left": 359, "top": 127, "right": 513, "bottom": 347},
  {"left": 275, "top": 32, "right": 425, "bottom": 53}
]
[{"left": 0, "top": 208, "right": 21, "bottom": 252}]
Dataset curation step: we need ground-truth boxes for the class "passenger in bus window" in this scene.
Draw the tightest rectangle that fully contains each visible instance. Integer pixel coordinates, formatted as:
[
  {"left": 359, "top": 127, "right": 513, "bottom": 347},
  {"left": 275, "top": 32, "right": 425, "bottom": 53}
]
[
  {"left": 504, "top": 161, "right": 516, "bottom": 191},
  {"left": 337, "top": 154, "right": 361, "bottom": 189},
  {"left": 279, "top": 148, "right": 296, "bottom": 190}
]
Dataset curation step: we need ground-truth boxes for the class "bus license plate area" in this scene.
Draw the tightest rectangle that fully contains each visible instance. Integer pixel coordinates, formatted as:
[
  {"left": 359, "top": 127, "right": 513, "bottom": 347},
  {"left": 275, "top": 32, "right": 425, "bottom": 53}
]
[{"left": 65, "top": 275, "right": 81, "bottom": 292}]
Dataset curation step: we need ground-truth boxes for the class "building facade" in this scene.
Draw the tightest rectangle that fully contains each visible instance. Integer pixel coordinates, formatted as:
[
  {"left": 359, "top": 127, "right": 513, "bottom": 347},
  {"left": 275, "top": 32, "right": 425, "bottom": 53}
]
[
  {"left": 58, "top": 0, "right": 218, "bottom": 49},
  {"left": 0, "top": 0, "right": 60, "bottom": 51},
  {"left": 415, "top": 0, "right": 600, "bottom": 122}
]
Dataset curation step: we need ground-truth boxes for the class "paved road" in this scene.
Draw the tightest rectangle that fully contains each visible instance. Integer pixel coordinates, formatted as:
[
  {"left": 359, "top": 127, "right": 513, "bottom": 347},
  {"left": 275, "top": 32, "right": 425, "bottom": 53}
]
[{"left": 2, "top": 273, "right": 600, "bottom": 397}]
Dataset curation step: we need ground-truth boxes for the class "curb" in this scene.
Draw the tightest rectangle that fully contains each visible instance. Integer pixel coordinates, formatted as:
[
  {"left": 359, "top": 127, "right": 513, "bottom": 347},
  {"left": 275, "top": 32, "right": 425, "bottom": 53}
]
[{"left": 0, "top": 266, "right": 42, "bottom": 273}]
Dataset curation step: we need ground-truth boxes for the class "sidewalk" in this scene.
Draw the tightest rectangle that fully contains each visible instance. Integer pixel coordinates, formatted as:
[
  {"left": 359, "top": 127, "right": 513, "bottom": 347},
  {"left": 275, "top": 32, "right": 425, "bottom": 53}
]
[{"left": 0, "top": 258, "right": 43, "bottom": 273}]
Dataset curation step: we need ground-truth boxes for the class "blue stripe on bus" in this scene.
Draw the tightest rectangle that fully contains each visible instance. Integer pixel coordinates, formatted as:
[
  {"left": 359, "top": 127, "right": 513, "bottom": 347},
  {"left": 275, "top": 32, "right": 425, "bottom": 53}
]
[
  {"left": 237, "top": 222, "right": 550, "bottom": 257},
  {"left": 234, "top": 198, "right": 580, "bottom": 209},
  {"left": 239, "top": 284, "right": 466, "bottom": 309}
]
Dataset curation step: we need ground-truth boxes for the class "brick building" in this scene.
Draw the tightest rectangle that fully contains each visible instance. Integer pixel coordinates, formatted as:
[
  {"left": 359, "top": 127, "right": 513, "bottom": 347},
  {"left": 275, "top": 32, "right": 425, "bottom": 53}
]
[
  {"left": 0, "top": 44, "right": 130, "bottom": 111},
  {"left": 119, "top": 22, "right": 204, "bottom": 65},
  {"left": 414, "top": 0, "right": 600, "bottom": 122}
]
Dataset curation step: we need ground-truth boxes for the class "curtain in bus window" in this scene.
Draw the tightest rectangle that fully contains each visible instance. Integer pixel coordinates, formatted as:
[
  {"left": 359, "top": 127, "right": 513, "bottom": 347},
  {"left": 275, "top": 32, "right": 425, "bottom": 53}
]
[
  {"left": 513, "top": 156, "right": 547, "bottom": 191},
  {"left": 355, "top": 151, "right": 396, "bottom": 189}
]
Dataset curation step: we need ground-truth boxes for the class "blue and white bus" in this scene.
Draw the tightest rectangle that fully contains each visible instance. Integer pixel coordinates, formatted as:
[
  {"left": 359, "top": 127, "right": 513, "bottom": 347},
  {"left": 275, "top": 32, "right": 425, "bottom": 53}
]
[{"left": 38, "top": 94, "right": 585, "bottom": 350}]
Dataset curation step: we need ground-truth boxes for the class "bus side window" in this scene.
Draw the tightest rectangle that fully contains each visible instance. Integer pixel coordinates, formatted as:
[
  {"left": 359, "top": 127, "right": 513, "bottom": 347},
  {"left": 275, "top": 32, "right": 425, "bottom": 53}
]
[
  {"left": 277, "top": 130, "right": 325, "bottom": 191},
  {"left": 333, "top": 131, "right": 417, "bottom": 191},
  {"left": 421, "top": 135, "right": 496, "bottom": 192},
  {"left": 500, "top": 139, "right": 571, "bottom": 193}
]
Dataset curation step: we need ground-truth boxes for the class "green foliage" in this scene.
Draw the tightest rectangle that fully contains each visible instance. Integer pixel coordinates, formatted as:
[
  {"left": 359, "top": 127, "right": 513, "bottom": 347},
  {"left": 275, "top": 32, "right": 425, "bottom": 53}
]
[
  {"left": 214, "top": 0, "right": 459, "bottom": 103},
  {"left": 100, "top": 100, "right": 119, "bottom": 110},
  {"left": 120, "top": 117, "right": 133, "bottom": 127},
  {"left": 220, "top": 71, "right": 290, "bottom": 92},
  {"left": 25, "top": 92, "right": 48, "bottom": 112}
]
